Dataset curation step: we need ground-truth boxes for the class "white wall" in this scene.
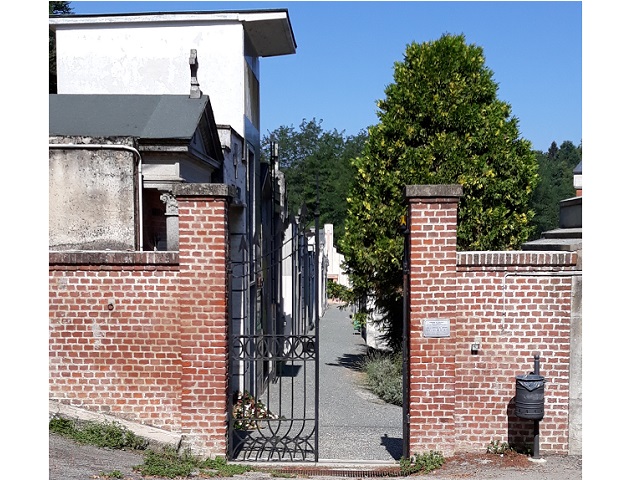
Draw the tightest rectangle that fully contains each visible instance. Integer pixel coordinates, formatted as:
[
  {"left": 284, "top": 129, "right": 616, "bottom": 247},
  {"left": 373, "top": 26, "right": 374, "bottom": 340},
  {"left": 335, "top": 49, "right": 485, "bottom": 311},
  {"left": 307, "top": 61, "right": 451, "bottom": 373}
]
[
  {"left": 323, "top": 224, "right": 349, "bottom": 287},
  {"left": 54, "top": 19, "right": 247, "bottom": 137}
]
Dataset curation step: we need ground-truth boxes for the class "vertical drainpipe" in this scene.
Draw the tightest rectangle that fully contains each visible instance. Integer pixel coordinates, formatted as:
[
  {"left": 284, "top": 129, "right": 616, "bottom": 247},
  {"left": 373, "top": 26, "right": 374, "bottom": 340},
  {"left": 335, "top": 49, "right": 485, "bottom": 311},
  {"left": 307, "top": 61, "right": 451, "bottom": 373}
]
[{"left": 48, "top": 143, "right": 144, "bottom": 250}]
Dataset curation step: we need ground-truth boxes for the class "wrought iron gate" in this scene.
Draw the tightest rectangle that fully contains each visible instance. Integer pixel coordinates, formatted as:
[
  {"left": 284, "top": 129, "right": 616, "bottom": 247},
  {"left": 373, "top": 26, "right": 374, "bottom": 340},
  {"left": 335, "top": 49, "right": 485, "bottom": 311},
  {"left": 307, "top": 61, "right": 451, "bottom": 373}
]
[
  {"left": 229, "top": 332, "right": 318, "bottom": 461},
  {"left": 228, "top": 212, "right": 320, "bottom": 461},
  {"left": 228, "top": 145, "right": 321, "bottom": 462}
]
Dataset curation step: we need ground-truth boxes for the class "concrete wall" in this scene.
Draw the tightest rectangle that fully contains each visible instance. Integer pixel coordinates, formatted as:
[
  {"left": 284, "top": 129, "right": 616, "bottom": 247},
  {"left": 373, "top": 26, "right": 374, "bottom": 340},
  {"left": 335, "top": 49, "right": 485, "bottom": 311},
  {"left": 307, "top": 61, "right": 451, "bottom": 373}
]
[
  {"left": 49, "top": 137, "right": 138, "bottom": 251},
  {"left": 49, "top": 183, "right": 234, "bottom": 456},
  {"left": 405, "top": 185, "right": 581, "bottom": 457}
]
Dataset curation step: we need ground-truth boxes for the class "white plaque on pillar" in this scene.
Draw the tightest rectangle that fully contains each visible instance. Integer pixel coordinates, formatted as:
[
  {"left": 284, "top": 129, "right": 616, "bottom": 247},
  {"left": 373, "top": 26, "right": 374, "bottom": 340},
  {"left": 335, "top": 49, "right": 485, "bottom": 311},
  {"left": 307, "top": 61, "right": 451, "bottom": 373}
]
[{"left": 422, "top": 319, "right": 450, "bottom": 338}]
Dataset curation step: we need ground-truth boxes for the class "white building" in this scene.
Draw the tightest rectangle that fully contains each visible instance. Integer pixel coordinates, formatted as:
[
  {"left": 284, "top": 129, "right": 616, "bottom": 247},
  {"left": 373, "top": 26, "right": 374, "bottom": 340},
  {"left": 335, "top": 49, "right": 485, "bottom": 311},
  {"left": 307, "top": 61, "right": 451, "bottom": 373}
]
[
  {"left": 323, "top": 224, "right": 349, "bottom": 287},
  {"left": 50, "top": 9, "right": 297, "bottom": 395}
]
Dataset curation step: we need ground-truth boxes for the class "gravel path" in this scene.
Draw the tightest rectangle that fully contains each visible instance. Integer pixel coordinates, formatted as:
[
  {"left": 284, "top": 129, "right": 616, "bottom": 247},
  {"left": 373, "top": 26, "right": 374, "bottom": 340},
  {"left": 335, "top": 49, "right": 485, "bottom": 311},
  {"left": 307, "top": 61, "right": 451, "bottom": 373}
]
[{"left": 318, "top": 303, "right": 402, "bottom": 461}]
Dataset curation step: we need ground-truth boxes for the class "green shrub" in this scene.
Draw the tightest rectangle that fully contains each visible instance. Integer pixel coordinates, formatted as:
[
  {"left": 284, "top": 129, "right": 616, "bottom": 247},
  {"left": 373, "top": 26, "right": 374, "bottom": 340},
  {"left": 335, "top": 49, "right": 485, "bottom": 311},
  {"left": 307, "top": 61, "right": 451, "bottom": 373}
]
[
  {"left": 400, "top": 451, "right": 445, "bottom": 475},
  {"left": 362, "top": 351, "right": 403, "bottom": 406},
  {"left": 352, "top": 311, "right": 368, "bottom": 330},
  {"left": 327, "top": 280, "right": 353, "bottom": 302}
]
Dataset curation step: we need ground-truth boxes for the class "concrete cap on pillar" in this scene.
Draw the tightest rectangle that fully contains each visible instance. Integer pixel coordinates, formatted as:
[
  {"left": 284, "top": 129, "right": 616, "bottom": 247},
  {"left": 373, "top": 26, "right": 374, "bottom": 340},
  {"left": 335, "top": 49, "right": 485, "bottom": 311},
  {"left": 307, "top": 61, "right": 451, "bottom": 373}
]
[
  {"left": 172, "top": 183, "right": 237, "bottom": 198},
  {"left": 404, "top": 184, "right": 463, "bottom": 199}
]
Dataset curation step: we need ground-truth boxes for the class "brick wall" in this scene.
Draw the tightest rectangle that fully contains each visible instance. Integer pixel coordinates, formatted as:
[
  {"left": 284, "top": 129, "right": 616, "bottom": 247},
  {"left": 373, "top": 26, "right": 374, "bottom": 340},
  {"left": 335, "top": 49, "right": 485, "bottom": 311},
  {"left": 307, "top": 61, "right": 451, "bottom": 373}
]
[
  {"left": 49, "top": 252, "right": 182, "bottom": 430},
  {"left": 174, "top": 184, "right": 231, "bottom": 455},
  {"left": 405, "top": 185, "right": 460, "bottom": 455},
  {"left": 405, "top": 185, "right": 580, "bottom": 456},
  {"left": 49, "top": 184, "right": 234, "bottom": 457}
]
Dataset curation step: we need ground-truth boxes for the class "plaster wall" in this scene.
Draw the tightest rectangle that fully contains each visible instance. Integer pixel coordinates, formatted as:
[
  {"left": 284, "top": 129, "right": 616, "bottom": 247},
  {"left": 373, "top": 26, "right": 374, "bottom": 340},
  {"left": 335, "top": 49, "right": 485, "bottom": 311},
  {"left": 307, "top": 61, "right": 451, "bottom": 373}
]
[
  {"left": 55, "top": 22, "right": 247, "bottom": 135},
  {"left": 49, "top": 139, "right": 137, "bottom": 251},
  {"left": 140, "top": 157, "right": 182, "bottom": 189},
  {"left": 568, "top": 275, "right": 582, "bottom": 455}
]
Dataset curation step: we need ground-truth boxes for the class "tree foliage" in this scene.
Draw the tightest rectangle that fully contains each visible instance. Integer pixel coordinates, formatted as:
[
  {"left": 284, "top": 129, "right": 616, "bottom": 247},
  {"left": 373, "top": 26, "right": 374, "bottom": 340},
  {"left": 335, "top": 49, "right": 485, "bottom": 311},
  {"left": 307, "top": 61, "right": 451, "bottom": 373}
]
[
  {"left": 261, "top": 119, "right": 367, "bottom": 246},
  {"left": 50, "top": 1, "right": 72, "bottom": 14},
  {"left": 49, "top": 2, "right": 73, "bottom": 93},
  {"left": 339, "top": 34, "right": 539, "bottom": 350},
  {"left": 529, "top": 140, "right": 581, "bottom": 237}
]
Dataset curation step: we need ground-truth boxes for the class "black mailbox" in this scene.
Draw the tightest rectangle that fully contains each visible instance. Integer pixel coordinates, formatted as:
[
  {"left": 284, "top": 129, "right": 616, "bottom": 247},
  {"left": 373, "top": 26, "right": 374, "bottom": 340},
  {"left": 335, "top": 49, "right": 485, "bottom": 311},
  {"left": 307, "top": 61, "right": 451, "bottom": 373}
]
[{"left": 515, "top": 354, "right": 545, "bottom": 420}]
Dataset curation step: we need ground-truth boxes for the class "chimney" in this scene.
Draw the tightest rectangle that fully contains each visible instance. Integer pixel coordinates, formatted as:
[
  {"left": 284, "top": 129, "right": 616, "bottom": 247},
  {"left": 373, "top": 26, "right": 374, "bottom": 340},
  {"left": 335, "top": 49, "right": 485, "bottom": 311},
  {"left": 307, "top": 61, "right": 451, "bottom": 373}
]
[{"left": 189, "top": 49, "right": 202, "bottom": 99}]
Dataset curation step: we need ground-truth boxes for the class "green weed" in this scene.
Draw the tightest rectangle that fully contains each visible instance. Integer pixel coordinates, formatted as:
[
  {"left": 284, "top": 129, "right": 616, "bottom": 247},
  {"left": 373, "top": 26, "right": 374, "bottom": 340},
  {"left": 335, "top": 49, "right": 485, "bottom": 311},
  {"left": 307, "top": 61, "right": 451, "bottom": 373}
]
[
  {"left": 134, "top": 448, "right": 254, "bottom": 478},
  {"left": 399, "top": 451, "right": 445, "bottom": 475},
  {"left": 49, "top": 416, "right": 148, "bottom": 450},
  {"left": 486, "top": 439, "right": 513, "bottom": 455},
  {"left": 98, "top": 470, "right": 123, "bottom": 478}
]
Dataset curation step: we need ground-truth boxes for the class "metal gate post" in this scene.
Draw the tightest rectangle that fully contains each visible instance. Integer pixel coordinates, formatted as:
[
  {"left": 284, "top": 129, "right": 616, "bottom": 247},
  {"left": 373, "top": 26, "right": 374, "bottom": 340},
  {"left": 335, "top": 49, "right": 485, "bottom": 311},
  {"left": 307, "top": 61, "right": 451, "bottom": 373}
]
[
  {"left": 313, "top": 198, "right": 320, "bottom": 462},
  {"left": 401, "top": 215, "right": 410, "bottom": 459}
]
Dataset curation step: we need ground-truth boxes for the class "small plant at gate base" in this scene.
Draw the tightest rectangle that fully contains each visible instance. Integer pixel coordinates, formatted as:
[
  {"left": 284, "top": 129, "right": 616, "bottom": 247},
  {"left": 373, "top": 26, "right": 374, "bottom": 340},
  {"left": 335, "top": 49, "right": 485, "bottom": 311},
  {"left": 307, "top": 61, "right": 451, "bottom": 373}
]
[
  {"left": 232, "top": 390, "right": 278, "bottom": 430},
  {"left": 399, "top": 451, "right": 445, "bottom": 475},
  {"left": 135, "top": 448, "right": 254, "bottom": 478},
  {"left": 486, "top": 439, "right": 513, "bottom": 455}
]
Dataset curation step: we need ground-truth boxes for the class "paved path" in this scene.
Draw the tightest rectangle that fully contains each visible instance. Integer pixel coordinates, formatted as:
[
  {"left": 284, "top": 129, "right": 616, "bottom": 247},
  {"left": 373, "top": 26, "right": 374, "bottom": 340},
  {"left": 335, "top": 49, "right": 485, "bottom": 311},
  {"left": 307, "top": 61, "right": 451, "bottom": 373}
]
[{"left": 317, "top": 304, "right": 402, "bottom": 461}]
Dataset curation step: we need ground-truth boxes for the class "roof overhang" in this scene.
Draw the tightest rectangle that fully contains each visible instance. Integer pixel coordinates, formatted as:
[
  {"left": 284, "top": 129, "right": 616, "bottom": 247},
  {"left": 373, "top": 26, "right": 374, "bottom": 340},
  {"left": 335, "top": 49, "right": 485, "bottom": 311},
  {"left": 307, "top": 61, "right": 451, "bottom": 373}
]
[{"left": 49, "top": 9, "right": 296, "bottom": 57}]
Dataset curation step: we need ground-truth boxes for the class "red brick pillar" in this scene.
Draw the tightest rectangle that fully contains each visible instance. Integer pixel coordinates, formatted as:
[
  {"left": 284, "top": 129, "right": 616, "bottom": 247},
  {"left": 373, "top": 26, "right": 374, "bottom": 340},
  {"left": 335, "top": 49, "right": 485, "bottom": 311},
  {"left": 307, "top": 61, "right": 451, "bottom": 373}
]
[
  {"left": 404, "top": 185, "right": 462, "bottom": 456},
  {"left": 173, "top": 184, "right": 235, "bottom": 456}
]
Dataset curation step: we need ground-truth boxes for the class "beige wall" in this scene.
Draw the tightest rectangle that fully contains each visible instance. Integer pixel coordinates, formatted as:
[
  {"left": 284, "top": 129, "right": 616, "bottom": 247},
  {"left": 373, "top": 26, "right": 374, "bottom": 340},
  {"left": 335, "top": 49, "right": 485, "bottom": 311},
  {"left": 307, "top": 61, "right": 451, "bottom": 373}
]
[{"left": 49, "top": 138, "right": 138, "bottom": 251}]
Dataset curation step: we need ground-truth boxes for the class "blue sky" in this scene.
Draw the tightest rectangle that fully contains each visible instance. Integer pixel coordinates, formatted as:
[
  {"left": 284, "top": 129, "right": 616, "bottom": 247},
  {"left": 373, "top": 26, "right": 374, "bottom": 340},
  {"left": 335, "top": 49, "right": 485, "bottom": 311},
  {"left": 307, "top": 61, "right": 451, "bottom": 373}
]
[{"left": 68, "top": 1, "right": 581, "bottom": 152}]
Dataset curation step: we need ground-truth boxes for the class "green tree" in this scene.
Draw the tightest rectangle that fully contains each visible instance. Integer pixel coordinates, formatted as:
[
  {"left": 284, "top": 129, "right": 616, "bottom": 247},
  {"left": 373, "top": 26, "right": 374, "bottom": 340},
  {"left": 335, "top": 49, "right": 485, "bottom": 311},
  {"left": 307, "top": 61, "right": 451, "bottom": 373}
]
[
  {"left": 340, "top": 34, "right": 539, "bottom": 350},
  {"left": 530, "top": 140, "right": 581, "bottom": 237},
  {"left": 49, "top": 2, "right": 73, "bottom": 93},
  {"left": 261, "top": 119, "right": 367, "bottom": 246}
]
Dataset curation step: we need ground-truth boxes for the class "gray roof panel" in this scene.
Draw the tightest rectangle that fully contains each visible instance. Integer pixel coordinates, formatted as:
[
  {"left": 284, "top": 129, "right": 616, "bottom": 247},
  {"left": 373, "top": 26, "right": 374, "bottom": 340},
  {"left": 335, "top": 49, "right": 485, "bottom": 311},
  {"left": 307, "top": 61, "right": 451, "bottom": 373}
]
[
  {"left": 573, "top": 160, "right": 582, "bottom": 174},
  {"left": 49, "top": 94, "right": 210, "bottom": 140}
]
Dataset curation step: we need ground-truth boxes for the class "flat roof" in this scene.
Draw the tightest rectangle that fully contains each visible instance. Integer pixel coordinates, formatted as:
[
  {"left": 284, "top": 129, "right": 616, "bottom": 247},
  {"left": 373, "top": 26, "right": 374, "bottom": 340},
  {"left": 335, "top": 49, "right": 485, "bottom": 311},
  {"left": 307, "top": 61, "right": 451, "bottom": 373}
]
[{"left": 49, "top": 9, "right": 296, "bottom": 57}]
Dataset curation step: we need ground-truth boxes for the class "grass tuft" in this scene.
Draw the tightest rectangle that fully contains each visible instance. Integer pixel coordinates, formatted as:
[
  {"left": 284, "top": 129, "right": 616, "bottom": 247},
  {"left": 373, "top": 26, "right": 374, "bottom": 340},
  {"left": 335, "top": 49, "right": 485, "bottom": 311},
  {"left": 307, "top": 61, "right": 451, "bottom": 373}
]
[
  {"left": 399, "top": 451, "right": 445, "bottom": 475},
  {"left": 134, "top": 448, "right": 254, "bottom": 478},
  {"left": 98, "top": 470, "right": 124, "bottom": 478},
  {"left": 49, "top": 416, "right": 148, "bottom": 450},
  {"left": 361, "top": 350, "right": 403, "bottom": 406}
]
